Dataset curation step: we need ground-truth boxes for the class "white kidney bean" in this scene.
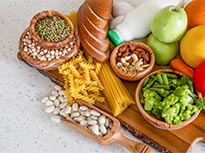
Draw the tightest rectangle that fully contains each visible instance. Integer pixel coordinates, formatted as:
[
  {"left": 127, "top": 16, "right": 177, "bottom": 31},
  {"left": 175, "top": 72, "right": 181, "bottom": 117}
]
[
  {"left": 90, "top": 110, "right": 101, "bottom": 117},
  {"left": 99, "top": 124, "right": 107, "bottom": 135},
  {"left": 45, "top": 100, "right": 54, "bottom": 106},
  {"left": 63, "top": 106, "right": 71, "bottom": 114},
  {"left": 85, "top": 110, "right": 91, "bottom": 117},
  {"left": 53, "top": 107, "right": 61, "bottom": 115},
  {"left": 49, "top": 95, "right": 56, "bottom": 101},
  {"left": 43, "top": 86, "right": 114, "bottom": 137},
  {"left": 90, "top": 125, "right": 100, "bottom": 136},
  {"left": 45, "top": 105, "right": 55, "bottom": 113},
  {"left": 90, "top": 115, "right": 98, "bottom": 121},
  {"left": 58, "top": 96, "right": 64, "bottom": 103},
  {"left": 51, "top": 115, "right": 61, "bottom": 123},
  {"left": 87, "top": 119, "right": 97, "bottom": 125},
  {"left": 54, "top": 85, "right": 62, "bottom": 91},
  {"left": 59, "top": 103, "right": 67, "bottom": 109},
  {"left": 41, "top": 97, "right": 49, "bottom": 103},
  {"left": 51, "top": 90, "right": 58, "bottom": 97},
  {"left": 80, "top": 120, "right": 88, "bottom": 127},
  {"left": 74, "top": 116, "right": 84, "bottom": 123},
  {"left": 54, "top": 99, "right": 60, "bottom": 106},
  {"left": 71, "top": 112, "right": 80, "bottom": 118},
  {"left": 105, "top": 118, "right": 110, "bottom": 128},
  {"left": 72, "top": 103, "right": 79, "bottom": 112},
  {"left": 58, "top": 90, "right": 65, "bottom": 96},
  {"left": 98, "top": 115, "right": 106, "bottom": 125},
  {"left": 79, "top": 106, "right": 88, "bottom": 111}
]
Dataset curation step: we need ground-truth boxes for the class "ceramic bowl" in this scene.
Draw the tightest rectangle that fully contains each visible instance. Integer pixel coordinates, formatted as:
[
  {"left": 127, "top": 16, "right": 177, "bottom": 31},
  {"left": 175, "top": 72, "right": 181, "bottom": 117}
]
[
  {"left": 30, "top": 10, "right": 74, "bottom": 50},
  {"left": 110, "top": 41, "right": 155, "bottom": 81},
  {"left": 135, "top": 69, "right": 201, "bottom": 130}
]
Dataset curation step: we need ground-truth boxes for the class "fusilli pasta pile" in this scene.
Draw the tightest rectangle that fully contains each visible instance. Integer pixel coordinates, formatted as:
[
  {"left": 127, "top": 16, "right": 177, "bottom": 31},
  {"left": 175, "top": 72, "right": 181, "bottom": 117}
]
[{"left": 58, "top": 50, "right": 105, "bottom": 104}]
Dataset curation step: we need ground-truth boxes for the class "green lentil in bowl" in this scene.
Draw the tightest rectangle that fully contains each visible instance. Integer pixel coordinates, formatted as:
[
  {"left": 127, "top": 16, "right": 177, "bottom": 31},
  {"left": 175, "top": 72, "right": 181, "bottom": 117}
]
[{"left": 35, "top": 16, "right": 71, "bottom": 42}]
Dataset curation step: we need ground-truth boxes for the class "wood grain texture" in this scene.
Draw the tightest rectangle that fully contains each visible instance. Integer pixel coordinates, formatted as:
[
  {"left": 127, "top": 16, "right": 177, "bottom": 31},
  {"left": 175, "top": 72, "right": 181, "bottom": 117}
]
[
  {"left": 17, "top": 54, "right": 205, "bottom": 153},
  {"left": 18, "top": 28, "right": 80, "bottom": 70}
]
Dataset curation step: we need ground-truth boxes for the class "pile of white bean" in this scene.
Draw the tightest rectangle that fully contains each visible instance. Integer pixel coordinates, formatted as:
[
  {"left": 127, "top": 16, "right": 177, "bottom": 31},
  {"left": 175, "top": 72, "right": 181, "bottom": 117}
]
[
  {"left": 22, "top": 31, "right": 76, "bottom": 61},
  {"left": 41, "top": 85, "right": 113, "bottom": 136}
]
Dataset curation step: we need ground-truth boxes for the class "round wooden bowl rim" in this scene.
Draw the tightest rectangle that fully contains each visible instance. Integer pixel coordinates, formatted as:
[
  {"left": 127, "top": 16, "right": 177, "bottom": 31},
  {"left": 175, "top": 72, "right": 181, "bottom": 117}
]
[
  {"left": 135, "top": 69, "right": 201, "bottom": 130},
  {"left": 18, "top": 27, "right": 80, "bottom": 70},
  {"left": 110, "top": 41, "right": 155, "bottom": 81},
  {"left": 29, "top": 10, "right": 75, "bottom": 50}
]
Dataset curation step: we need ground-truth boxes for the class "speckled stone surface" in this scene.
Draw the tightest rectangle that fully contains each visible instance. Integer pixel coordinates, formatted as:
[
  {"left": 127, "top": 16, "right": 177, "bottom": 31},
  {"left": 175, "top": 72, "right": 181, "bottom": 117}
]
[{"left": 0, "top": 0, "right": 205, "bottom": 153}]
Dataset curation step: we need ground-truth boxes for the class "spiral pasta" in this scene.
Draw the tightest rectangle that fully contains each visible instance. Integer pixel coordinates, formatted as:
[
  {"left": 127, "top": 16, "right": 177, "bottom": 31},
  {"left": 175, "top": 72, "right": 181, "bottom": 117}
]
[{"left": 58, "top": 50, "right": 104, "bottom": 104}]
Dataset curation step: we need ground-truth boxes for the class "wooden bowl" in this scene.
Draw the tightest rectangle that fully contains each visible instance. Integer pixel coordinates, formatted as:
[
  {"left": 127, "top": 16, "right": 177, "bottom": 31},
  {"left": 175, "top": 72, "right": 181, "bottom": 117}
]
[
  {"left": 135, "top": 69, "right": 201, "bottom": 130},
  {"left": 18, "top": 27, "right": 80, "bottom": 70},
  {"left": 110, "top": 41, "right": 155, "bottom": 81},
  {"left": 30, "top": 10, "right": 74, "bottom": 50}
]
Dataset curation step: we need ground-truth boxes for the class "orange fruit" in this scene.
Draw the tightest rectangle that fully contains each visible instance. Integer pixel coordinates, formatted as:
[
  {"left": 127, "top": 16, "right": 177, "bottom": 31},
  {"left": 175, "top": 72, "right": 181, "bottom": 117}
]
[
  {"left": 185, "top": 0, "right": 205, "bottom": 29},
  {"left": 180, "top": 25, "right": 205, "bottom": 68}
]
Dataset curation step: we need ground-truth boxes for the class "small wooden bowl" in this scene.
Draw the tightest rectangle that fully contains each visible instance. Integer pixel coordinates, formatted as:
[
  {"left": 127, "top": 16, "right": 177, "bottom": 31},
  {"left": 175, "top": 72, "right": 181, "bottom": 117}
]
[
  {"left": 30, "top": 10, "right": 74, "bottom": 50},
  {"left": 18, "top": 27, "right": 80, "bottom": 70},
  {"left": 110, "top": 41, "right": 155, "bottom": 81},
  {"left": 135, "top": 69, "right": 201, "bottom": 130}
]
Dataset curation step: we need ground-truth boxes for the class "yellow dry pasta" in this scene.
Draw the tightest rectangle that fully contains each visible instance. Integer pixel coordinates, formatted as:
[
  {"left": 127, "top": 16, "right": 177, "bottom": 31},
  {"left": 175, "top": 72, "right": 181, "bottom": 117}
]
[
  {"left": 99, "top": 62, "right": 135, "bottom": 116},
  {"left": 58, "top": 50, "right": 104, "bottom": 104}
]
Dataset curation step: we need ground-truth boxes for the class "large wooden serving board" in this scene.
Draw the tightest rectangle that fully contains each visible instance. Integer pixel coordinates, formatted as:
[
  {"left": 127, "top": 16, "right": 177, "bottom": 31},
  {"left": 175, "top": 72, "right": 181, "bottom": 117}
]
[{"left": 18, "top": 53, "right": 205, "bottom": 153}]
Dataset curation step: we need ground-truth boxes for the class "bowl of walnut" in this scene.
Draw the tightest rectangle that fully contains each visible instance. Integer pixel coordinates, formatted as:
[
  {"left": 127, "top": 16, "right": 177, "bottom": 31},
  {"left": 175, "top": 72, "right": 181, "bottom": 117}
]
[{"left": 110, "top": 41, "right": 155, "bottom": 81}]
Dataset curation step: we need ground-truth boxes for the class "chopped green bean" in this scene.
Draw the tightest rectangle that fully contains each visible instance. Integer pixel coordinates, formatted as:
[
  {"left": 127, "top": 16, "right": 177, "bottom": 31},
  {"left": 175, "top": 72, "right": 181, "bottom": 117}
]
[
  {"left": 143, "top": 77, "right": 150, "bottom": 87},
  {"left": 157, "top": 72, "right": 163, "bottom": 85},
  {"left": 162, "top": 73, "right": 169, "bottom": 86},
  {"left": 153, "top": 84, "right": 170, "bottom": 90}
]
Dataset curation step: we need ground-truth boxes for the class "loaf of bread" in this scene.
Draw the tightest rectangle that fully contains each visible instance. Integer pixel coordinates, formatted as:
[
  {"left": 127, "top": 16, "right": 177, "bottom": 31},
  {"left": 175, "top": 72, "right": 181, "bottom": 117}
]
[{"left": 77, "top": 0, "right": 113, "bottom": 62}]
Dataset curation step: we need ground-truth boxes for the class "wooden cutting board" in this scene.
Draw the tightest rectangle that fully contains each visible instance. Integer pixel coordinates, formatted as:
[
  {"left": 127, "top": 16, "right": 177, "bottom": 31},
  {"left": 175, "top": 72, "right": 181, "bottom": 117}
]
[{"left": 18, "top": 53, "right": 205, "bottom": 153}]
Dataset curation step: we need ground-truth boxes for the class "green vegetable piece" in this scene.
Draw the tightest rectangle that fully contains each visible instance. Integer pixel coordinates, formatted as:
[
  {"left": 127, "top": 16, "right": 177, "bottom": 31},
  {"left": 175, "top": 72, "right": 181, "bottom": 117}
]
[
  {"left": 142, "top": 89, "right": 161, "bottom": 111},
  {"left": 143, "top": 78, "right": 156, "bottom": 90},
  {"left": 157, "top": 72, "right": 163, "bottom": 85},
  {"left": 187, "top": 80, "right": 194, "bottom": 93},
  {"left": 162, "top": 73, "right": 169, "bottom": 86},
  {"left": 153, "top": 84, "right": 170, "bottom": 90},
  {"left": 196, "top": 98, "right": 205, "bottom": 110},
  {"left": 143, "top": 77, "right": 150, "bottom": 87},
  {"left": 179, "top": 76, "right": 192, "bottom": 86},
  {"left": 174, "top": 85, "right": 195, "bottom": 104},
  {"left": 150, "top": 87, "right": 170, "bottom": 97},
  {"left": 165, "top": 73, "right": 178, "bottom": 79},
  {"left": 162, "top": 106, "right": 177, "bottom": 124}
]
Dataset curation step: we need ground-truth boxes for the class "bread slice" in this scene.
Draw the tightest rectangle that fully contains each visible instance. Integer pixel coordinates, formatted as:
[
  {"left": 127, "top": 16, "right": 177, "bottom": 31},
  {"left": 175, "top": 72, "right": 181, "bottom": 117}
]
[
  {"left": 81, "top": 38, "right": 110, "bottom": 62},
  {"left": 78, "top": 21, "right": 110, "bottom": 52},
  {"left": 86, "top": 0, "right": 113, "bottom": 20},
  {"left": 78, "top": 2, "right": 108, "bottom": 30},
  {"left": 78, "top": 11, "right": 108, "bottom": 40}
]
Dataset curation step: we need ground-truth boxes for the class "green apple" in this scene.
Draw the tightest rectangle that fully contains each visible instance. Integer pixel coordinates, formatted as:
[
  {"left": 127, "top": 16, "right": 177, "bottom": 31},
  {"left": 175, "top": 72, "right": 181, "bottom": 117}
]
[
  {"left": 146, "top": 34, "right": 178, "bottom": 65},
  {"left": 151, "top": 5, "right": 187, "bottom": 43}
]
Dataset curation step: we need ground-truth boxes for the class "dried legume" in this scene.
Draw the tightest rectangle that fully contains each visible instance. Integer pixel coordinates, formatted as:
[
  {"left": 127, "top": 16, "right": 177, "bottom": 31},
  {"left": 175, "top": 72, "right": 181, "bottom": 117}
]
[
  {"left": 22, "top": 31, "right": 75, "bottom": 61},
  {"left": 35, "top": 16, "right": 71, "bottom": 42},
  {"left": 41, "top": 86, "right": 113, "bottom": 136}
]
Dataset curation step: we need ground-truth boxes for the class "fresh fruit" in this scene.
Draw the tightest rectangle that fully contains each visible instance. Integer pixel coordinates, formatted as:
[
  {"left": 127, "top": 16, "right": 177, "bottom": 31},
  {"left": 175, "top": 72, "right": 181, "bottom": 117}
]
[
  {"left": 170, "top": 57, "right": 194, "bottom": 78},
  {"left": 151, "top": 5, "right": 187, "bottom": 43},
  {"left": 180, "top": 25, "right": 205, "bottom": 68},
  {"left": 146, "top": 34, "right": 178, "bottom": 65},
  {"left": 185, "top": 0, "right": 205, "bottom": 30},
  {"left": 193, "top": 60, "right": 205, "bottom": 97}
]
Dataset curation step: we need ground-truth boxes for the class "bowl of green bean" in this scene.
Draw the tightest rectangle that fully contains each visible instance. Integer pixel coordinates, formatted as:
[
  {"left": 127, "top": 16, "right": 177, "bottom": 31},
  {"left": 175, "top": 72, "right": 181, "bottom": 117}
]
[{"left": 135, "top": 69, "right": 202, "bottom": 130}]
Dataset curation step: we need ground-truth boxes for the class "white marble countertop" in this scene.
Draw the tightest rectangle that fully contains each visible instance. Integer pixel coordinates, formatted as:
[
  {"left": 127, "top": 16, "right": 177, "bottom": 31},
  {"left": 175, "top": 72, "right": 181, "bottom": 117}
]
[{"left": 0, "top": 0, "right": 205, "bottom": 152}]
